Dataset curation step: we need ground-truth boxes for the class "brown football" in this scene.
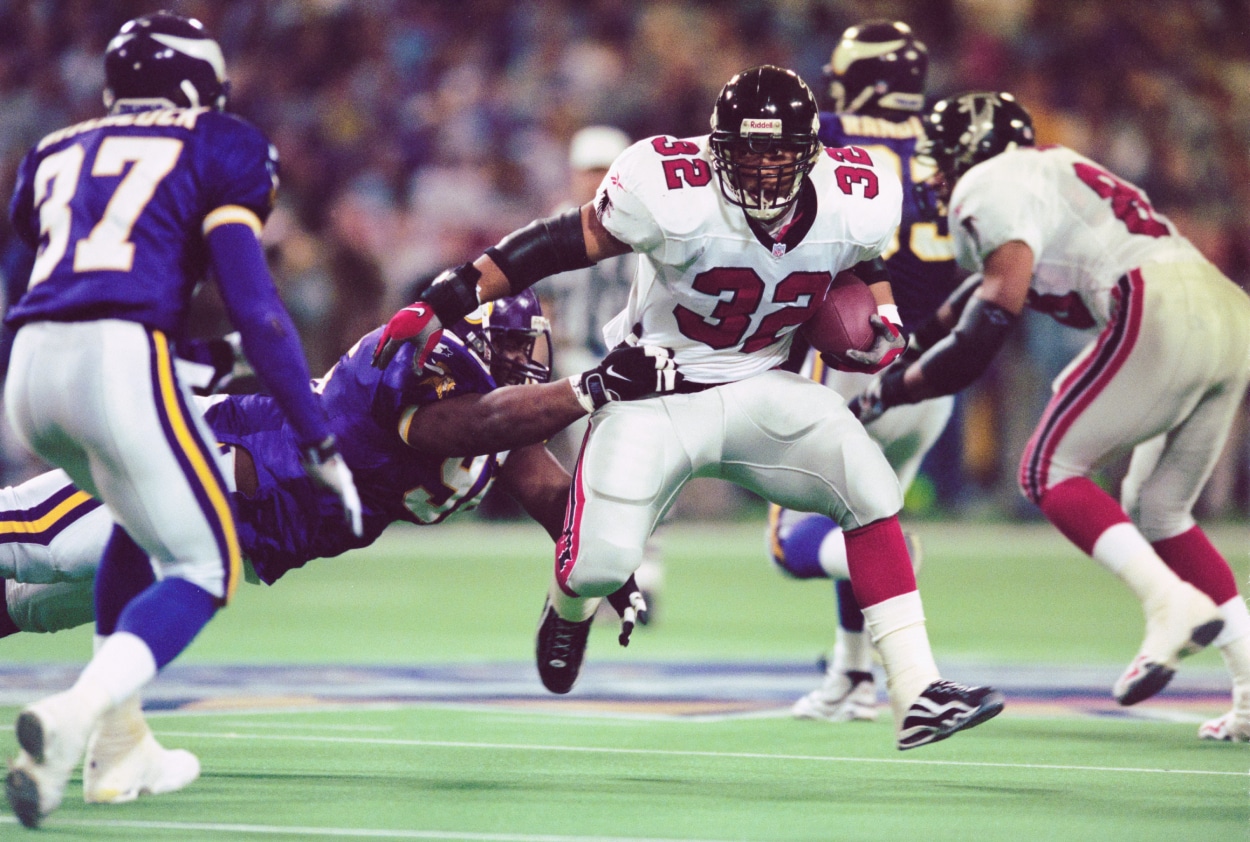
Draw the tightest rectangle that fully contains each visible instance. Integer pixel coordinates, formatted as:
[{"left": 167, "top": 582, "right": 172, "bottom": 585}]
[{"left": 799, "top": 270, "right": 877, "bottom": 358}]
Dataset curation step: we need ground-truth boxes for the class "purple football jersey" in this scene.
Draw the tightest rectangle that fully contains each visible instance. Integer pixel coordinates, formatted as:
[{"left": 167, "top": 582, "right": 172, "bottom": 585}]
[
  {"left": 7, "top": 107, "right": 276, "bottom": 335},
  {"left": 207, "top": 328, "right": 503, "bottom": 584}
]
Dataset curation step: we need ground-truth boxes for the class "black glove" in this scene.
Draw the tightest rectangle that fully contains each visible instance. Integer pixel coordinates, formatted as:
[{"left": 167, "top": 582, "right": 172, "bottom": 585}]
[
  {"left": 571, "top": 341, "right": 684, "bottom": 413},
  {"left": 605, "top": 574, "right": 648, "bottom": 647},
  {"left": 848, "top": 364, "right": 910, "bottom": 425},
  {"left": 299, "top": 435, "right": 363, "bottom": 537}
]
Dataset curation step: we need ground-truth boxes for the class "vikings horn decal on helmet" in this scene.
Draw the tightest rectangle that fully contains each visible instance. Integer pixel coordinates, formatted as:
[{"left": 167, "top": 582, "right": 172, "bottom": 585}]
[
  {"left": 452, "top": 290, "right": 552, "bottom": 386},
  {"left": 824, "top": 20, "right": 928, "bottom": 116},
  {"left": 917, "top": 92, "right": 1035, "bottom": 184},
  {"left": 104, "top": 12, "right": 229, "bottom": 113},
  {"left": 709, "top": 65, "right": 822, "bottom": 222}
]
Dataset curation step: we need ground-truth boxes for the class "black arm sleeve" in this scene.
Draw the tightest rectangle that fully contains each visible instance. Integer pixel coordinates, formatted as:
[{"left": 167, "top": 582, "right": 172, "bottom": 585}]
[
  {"left": 910, "top": 272, "right": 984, "bottom": 353},
  {"left": 485, "top": 207, "right": 592, "bottom": 295},
  {"left": 850, "top": 257, "right": 891, "bottom": 286},
  {"left": 423, "top": 263, "right": 482, "bottom": 326},
  {"left": 917, "top": 294, "right": 1017, "bottom": 396}
]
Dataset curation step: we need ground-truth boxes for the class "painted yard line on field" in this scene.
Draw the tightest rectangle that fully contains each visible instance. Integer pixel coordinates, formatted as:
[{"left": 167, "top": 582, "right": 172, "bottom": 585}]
[
  {"left": 0, "top": 817, "right": 738, "bottom": 842},
  {"left": 155, "top": 729, "right": 1248, "bottom": 777}
]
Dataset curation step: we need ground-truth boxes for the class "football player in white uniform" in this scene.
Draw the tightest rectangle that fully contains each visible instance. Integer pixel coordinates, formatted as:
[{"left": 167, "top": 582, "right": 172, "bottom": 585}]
[
  {"left": 373, "top": 66, "right": 1004, "bottom": 750},
  {"left": 853, "top": 92, "right": 1250, "bottom": 742},
  {"left": 767, "top": 20, "right": 965, "bottom": 724}
]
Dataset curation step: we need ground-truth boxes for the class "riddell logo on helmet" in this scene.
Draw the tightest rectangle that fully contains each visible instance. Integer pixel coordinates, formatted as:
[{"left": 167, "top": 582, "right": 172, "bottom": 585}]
[{"left": 740, "top": 118, "right": 782, "bottom": 136}]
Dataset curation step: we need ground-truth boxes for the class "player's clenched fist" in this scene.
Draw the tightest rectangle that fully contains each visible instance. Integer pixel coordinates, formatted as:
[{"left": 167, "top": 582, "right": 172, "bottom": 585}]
[{"left": 842, "top": 308, "right": 907, "bottom": 373}]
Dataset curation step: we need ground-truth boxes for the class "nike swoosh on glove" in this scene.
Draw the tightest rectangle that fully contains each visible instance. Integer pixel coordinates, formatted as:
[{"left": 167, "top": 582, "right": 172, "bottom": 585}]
[
  {"left": 571, "top": 342, "right": 684, "bottom": 412},
  {"left": 371, "top": 303, "right": 443, "bottom": 370}
]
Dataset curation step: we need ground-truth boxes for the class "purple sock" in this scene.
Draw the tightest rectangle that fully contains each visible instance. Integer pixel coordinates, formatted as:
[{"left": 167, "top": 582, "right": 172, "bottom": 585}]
[
  {"left": 835, "top": 579, "right": 865, "bottom": 633},
  {"left": 94, "top": 527, "right": 155, "bottom": 636},
  {"left": 116, "top": 578, "right": 218, "bottom": 670}
]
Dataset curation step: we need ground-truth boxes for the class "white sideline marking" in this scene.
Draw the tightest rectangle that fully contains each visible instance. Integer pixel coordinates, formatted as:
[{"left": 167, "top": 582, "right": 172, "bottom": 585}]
[
  {"left": 155, "top": 730, "right": 1248, "bottom": 777},
  {"left": 0, "top": 817, "right": 734, "bottom": 842}
]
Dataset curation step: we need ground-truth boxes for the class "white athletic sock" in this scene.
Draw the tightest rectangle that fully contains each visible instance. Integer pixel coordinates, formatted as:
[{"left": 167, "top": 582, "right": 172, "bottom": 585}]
[
  {"left": 550, "top": 585, "right": 600, "bottom": 622},
  {"left": 1214, "top": 597, "right": 1250, "bottom": 648},
  {"left": 831, "top": 628, "right": 874, "bottom": 675},
  {"left": 77, "top": 631, "right": 158, "bottom": 708},
  {"left": 817, "top": 529, "right": 850, "bottom": 579},
  {"left": 862, "top": 591, "right": 939, "bottom": 728},
  {"left": 1091, "top": 523, "right": 1183, "bottom": 605},
  {"left": 1215, "top": 598, "right": 1250, "bottom": 691}
]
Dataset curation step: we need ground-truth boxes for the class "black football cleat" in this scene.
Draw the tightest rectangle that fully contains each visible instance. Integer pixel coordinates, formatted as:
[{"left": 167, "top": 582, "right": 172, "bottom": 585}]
[
  {"left": 896, "top": 680, "right": 1004, "bottom": 750},
  {"left": 535, "top": 598, "right": 593, "bottom": 694}
]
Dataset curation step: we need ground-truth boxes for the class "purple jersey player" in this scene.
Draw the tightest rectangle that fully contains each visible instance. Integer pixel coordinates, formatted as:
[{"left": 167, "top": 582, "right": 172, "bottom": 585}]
[
  {"left": 0, "top": 289, "right": 686, "bottom": 806},
  {"left": 2, "top": 13, "right": 361, "bottom": 828}
]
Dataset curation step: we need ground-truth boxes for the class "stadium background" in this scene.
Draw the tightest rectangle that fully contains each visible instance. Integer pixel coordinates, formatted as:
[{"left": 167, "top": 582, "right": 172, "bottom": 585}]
[
  {"left": 1, "top": 0, "right": 1248, "bottom": 519},
  {"left": 1, "top": 4, "right": 1248, "bottom": 837}
]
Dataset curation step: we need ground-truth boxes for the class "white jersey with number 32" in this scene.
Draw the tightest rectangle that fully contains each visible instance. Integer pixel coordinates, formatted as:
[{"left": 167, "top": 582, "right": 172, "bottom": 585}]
[
  {"left": 949, "top": 146, "right": 1204, "bottom": 330},
  {"left": 596, "top": 135, "right": 901, "bottom": 383}
]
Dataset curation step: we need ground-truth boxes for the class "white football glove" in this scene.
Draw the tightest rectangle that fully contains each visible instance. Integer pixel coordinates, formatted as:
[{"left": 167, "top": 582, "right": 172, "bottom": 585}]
[{"left": 300, "top": 435, "right": 363, "bottom": 537}]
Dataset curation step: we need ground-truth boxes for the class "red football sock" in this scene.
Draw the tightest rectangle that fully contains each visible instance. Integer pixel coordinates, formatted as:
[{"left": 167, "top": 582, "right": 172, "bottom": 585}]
[
  {"left": 845, "top": 516, "right": 916, "bottom": 608},
  {"left": 1037, "top": 476, "right": 1131, "bottom": 556},
  {"left": 1152, "top": 526, "right": 1239, "bottom": 605}
]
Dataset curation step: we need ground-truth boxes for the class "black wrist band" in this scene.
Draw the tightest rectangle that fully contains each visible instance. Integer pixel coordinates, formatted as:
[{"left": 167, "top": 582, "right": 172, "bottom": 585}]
[{"left": 425, "top": 263, "right": 481, "bottom": 324}]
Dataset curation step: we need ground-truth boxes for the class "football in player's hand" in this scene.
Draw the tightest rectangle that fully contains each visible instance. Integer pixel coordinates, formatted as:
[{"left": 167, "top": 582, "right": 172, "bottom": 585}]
[{"left": 799, "top": 271, "right": 877, "bottom": 359}]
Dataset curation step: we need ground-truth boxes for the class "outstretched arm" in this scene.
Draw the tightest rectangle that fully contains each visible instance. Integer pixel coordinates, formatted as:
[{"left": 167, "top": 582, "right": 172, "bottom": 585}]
[
  {"left": 404, "top": 380, "right": 586, "bottom": 458},
  {"left": 373, "top": 202, "right": 630, "bottom": 369},
  {"left": 494, "top": 444, "right": 572, "bottom": 540},
  {"left": 403, "top": 341, "right": 683, "bottom": 458},
  {"left": 473, "top": 201, "right": 632, "bottom": 303}
]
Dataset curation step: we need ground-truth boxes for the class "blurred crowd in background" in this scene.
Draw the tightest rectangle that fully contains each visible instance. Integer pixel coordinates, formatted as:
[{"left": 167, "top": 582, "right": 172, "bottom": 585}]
[{"left": 1, "top": 0, "right": 1249, "bottom": 520}]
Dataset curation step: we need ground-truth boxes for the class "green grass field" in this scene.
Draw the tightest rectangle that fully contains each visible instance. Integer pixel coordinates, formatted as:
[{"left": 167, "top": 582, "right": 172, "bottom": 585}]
[{"left": 2, "top": 515, "right": 1247, "bottom": 840}]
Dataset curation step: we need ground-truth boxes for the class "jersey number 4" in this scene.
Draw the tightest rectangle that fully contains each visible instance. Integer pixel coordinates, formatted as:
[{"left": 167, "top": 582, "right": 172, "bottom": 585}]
[
  {"left": 1073, "top": 162, "right": 1168, "bottom": 238},
  {"left": 28, "top": 137, "right": 183, "bottom": 286}
]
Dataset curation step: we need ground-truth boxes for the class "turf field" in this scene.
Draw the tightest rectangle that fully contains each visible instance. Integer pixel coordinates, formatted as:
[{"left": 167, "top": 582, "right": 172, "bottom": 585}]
[{"left": 1, "top": 515, "right": 1247, "bottom": 840}]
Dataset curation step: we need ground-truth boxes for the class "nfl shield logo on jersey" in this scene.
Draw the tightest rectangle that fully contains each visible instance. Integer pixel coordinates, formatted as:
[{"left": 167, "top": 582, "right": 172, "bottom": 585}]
[{"left": 772, "top": 242, "right": 787, "bottom": 258}]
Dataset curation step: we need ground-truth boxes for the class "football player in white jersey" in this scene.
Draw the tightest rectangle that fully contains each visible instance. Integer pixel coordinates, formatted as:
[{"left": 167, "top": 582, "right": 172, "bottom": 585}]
[
  {"left": 853, "top": 92, "right": 1250, "bottom": 742},
  {"left": 373, "top": 66, "right": 1004, "bottom": 750},
  {"left": 767, "top": 19, "right": 965, "bottom": 724}
]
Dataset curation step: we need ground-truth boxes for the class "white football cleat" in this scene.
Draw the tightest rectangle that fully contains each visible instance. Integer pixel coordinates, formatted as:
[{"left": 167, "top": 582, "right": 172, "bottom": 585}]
[
  {"left": 1113, "top": 582, "right": 1223, "bottom": 706},
  {"left": 1198, "top": 686, "right": 1250, "bottom": 743},
  {"left": 84, "top": 730, "right": 201, "bottom": 804},
  {"left": 1198, "top": 709, "right": 1250, "bottom": 742},
  {"left": 6, "top": 690, "right": 100, "bottom": 828},
  {"left": 792, "top": 669, "right": 878, "bottom": 722}
]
